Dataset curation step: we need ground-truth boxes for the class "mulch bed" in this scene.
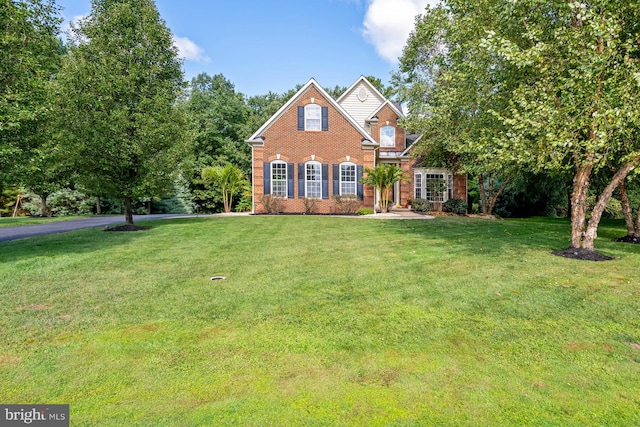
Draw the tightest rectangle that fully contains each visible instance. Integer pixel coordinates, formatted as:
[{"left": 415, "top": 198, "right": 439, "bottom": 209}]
[
  {"left": 104, "top": 225, "right": 150, "bottom": 232},
  {"left": 613, "top": 235, "right": 640, "bottom": 244},
  {"left": 551, "top": 247, "right": 614, "bottom": 261}
]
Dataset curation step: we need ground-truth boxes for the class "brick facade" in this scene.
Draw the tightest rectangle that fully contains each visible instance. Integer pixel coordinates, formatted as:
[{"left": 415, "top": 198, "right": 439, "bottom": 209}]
[{"left": 247, "top": 77, "right": 468, "bottom": 214}]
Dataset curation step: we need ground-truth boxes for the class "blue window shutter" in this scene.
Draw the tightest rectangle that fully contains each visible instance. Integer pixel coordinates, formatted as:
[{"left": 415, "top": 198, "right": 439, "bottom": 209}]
[
  {"left": 357, "top": 165, "right": 364, "bottom": 200},
  {"left": 263, "top": 162, "right": 271, "bottom": 195},
  {"left": 298, "top": 163, "right": 305, "bottom": 198},
  {"left": 297, "top": 106, "right": 304, "bottom": 130},
  {"left": 321, "top": 106, "right": 328, "bottom": 131},
  {"left": 333, "top": 164, "right": 340, "bottom": 196},
  {"left": 322, "top": 164, "right": 329, "bottom": 199},
  {"left": 287, "top": 163, "right": 294, "bottom": 198}
]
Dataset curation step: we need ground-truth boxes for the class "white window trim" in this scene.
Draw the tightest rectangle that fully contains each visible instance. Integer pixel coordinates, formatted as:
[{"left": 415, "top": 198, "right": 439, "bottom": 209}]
[
  {"left": 414, "top": 168, "right": 450, "bottom": 202},
  {"left": 340, "top": 162, "right": 357, "bottom": 196},
  {"left": 380, "top": 125, "right": 395, "bottom": 147},
  {"left": 305, "top": 104, "right": 321, "bottom": 131},
  {"left": 271, "top": 161, "right": 287, "bottom": 198},
  {"left": 305, "top": 161, "right": 322, "bottom": 199}
]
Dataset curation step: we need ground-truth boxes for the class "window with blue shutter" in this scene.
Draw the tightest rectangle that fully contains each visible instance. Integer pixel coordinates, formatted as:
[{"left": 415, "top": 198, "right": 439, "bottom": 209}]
[
  {"left": 298, "top": 163, "right": 305, "bottom": 197},
  {"left": 287, "top": 163, "right": 294, "bottom": 199},
  {"left": 332, "top": 164, "right": 340, "bottom": 196},
  {"left": 263, "top": 162, "right": 271, "bottom": 195},
  {"left": 322, "top": 164, "right": 329, "bottom": 199},
  {"left": 321, "top": 107, "right": 328, "bottom": 131},
  {"left": 297, "top": 106, "right": 304, "bottom": 130},
  {"left": 357, "top": 166, "right": 364, "bottom": 200}
]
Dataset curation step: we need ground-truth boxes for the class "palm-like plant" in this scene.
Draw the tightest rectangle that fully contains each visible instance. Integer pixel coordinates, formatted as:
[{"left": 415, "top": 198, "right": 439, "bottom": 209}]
[
  {"left": 202, "top": 163, "right": 249, "bottom": 213},
  {"left": 360, "top": 164, "right": 408, "bottom": 213}
]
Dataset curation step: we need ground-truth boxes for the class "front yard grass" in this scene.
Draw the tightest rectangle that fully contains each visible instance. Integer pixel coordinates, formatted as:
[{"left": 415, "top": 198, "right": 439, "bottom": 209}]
[{"left": 0, "top": 216, "right": 639, "bottom": 425}]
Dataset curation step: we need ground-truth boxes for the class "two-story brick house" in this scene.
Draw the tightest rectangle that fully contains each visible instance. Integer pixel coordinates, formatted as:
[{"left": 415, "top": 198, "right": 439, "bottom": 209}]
[{"left": 246, "top": 76, "right": 466, "bottom": 214}]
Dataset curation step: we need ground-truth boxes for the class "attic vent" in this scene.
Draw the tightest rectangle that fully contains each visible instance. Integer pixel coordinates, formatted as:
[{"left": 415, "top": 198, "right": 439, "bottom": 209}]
[{"left": 357, "top": 87, "right": 368, "bottom": 102}]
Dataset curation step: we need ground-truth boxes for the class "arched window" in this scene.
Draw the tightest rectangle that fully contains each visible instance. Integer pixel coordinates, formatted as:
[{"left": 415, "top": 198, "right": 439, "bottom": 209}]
[
  {"left": 340, "top": 162, "right": 357, "bottom": 196},
  {"left": 305, "top": 161, "right": 322, "bottom": 198},
  {"left": 380, "top": 125, "right": 395, "bottom": 147},
  {"left": 305, "top": 104, "right": 321, "bottom": 131},
  {"left": 271, "top": 161, "right": 287, "bottom": 197}
]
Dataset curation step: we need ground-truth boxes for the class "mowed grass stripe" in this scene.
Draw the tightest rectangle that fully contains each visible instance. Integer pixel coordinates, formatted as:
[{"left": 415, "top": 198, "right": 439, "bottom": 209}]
[{"left": 0, "top": 216, "right": 639, "bottom": 426}]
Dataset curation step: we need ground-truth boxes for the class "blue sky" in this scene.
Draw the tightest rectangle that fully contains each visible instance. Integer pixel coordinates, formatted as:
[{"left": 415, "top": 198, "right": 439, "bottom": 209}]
[{"left": 55, "top": 0, "right": 436, "bottom": 97}]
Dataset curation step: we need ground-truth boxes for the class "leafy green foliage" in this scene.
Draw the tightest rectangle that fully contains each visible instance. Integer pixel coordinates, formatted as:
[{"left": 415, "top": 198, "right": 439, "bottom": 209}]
[
  {"left": 57, "top": 0, "right": 188, "bottom": 224},
  {"left": 201, "top": 163, "right": 249, "bottom": 213},
  {"left": 360, "top": 164, "right": 408, "bottom": 213},
  {"left": 443, "top": 198, "right": 467, "bottom": 214},
  {"left": 357, "top": 207, "right": 374, "bottom": 215},
  {"left": 411, "top": 198, "right": 430, "bottom": 213}
]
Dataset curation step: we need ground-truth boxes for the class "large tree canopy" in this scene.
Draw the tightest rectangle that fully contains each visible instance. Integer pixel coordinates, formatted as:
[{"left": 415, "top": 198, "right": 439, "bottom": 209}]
[
  {"left": 0, "top": 0, "right": 62, "bottom": 189},
  {"left": 57, "top": 0, "right": 188, "bottom": 225},
  {"left": 395, "top": 0, "right": 640, "bottom": 253}
]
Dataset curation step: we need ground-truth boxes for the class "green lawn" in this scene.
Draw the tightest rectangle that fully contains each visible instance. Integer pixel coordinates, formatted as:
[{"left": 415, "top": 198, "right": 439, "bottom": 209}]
[{"left": 0, "top": 216, "right": 639, "bottom": 426}]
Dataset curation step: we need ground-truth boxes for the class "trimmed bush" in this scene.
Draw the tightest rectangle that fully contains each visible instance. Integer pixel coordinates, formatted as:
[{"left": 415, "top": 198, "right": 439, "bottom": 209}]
[
  {"left": 443, "top": 198, "right": 468, "bottom": 214},
  {"left": 357, "top": 207, "right": 374, "bottom": 215},
  {"left": 411, "top": 198, "right": 430, "bottom": 213}
]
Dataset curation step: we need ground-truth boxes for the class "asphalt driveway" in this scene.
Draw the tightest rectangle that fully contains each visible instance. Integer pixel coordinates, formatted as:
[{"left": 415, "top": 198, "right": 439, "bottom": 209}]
[{"left": 0, "top": 214, "right": 203, "bottom": 243}]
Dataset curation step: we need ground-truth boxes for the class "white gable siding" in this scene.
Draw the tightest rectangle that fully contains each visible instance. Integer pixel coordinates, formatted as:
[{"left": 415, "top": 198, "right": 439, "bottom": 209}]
[{"left": 338, "top": 81, "right": 385, "bottom": 129}]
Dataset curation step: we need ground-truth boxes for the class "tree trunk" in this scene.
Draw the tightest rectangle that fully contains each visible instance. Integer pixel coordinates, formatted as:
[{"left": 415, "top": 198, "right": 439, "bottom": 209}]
[
  {"left": 582, "top": 162, "right": 635, "bottom": 249},
  {"left": 618, "top": 180, "right": 636, "bottom": 237},
  {"left": 223, "top": 190, "right": 230, "bottom": 213},
  {"left": 478, "top": 174, "right": 487, "bottom": 215},
  {"left": 124, "top": 196, "right": 134, "bottom": 225},
  {"left": 39, "top": 194, "right": 49, "bottom": 217},
  {"left": 96, "top": 197, "right": 102, "bottom": 215},
  {"left": 486, "top": 171, "right": 514, "bottom": 216},
  {"left": 570, "top": 163, "right": 593, "bottom": 248}
]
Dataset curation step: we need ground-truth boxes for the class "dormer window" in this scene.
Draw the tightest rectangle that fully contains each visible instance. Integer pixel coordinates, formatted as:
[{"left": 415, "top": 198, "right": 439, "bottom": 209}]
[
  {"left": 297, "top": 104, "right": 329, "bottom": 131},
  {"left": 380, "top": 125, "right": 395, "bottom": 147}
]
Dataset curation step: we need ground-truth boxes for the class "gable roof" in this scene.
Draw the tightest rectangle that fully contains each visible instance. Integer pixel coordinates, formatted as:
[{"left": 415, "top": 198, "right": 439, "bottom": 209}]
[
  {"left": 246, "top": 78, "right": 378, "bottom": 147},
  {"left": 367, "top": 100, "right": 405, "bottom": 122},
  {"left": 336, "top": 75, "right": 387, "bottom": 105}
]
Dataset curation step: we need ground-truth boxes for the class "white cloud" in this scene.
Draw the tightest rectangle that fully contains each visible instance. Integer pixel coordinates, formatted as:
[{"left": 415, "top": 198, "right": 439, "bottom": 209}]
[
  {"left": 172, "top": 36, "right": 210, "bottom": 63},
  {"left": 362, "top": 0, "right": 438, "bottom": 63}
]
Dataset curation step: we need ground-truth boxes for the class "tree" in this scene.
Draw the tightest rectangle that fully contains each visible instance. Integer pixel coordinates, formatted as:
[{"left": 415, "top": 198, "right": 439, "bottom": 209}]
[
  {"left": 183, "top": 73, "right": 251, "bottom": 212},
  {"left": 394, "top": 1, "right": 522, "bottom": 216},
  {"left": 57, "top": 0, "right": 188, "bottom": 226},
  {"left": 481, "top": 0, "right": 640, "bottom": 252},
  {"left": 395, "top": 0, "right": 640, "bottom": 253},
  {"left": 1, "top": 0, "right": 62, "bottom": 190},
  {"left": 360, "top": 164, "right": 408, "bottom": 213},
  {"left": 201, "top": 163, "right": 249, "bottom": 213}
]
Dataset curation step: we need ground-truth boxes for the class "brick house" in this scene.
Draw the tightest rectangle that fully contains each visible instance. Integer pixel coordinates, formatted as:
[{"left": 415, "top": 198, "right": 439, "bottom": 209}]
[{"left": 246, "top": 76, "right": 467, "bottom": 214}]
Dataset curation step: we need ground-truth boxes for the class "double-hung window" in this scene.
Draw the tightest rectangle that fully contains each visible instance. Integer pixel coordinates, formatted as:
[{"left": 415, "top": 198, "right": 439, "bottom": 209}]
[
  {"left": 271, "top": 161, "right": 287, "bottom": 197},
  {"left": 340, "top": 163, "right": 357, "bottom": 196},
  {"left": 305, "top": 104, "right": 321, "bottom": 131},
  {"left": 380, "top": 126, "right": 395, "bottom": 147},
  {"left": 306, "top": 162, "right": 322, "bottom": 198}
]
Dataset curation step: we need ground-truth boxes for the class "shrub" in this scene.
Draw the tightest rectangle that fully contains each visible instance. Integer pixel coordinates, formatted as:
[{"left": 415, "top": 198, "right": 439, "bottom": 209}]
[
  {"left": 411, "top": 198, "right": 430, "bottom": 213},
  {"left": 302, "top": 197, "right": 319, "bottom": 214},
  {"left": 234, "top": 195, "right": 252, "bottom": 212},
  {"left": 443, "top": 198, "right": 467, "bottom": 214},
  {"left": 334, "top": 195, "right": 360, "bottom": 215},
  {"left": 357, "top": 207, "right": 374, "bottom": 215},
  {"left": 260, "top": 195, "right": 284, "bottom": 214}
]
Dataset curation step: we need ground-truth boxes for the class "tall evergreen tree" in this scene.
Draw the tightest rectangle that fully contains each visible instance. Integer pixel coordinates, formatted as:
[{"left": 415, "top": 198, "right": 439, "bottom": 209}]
[{"left": 57, "top": 0, "right": 188, "bottom": 225}]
